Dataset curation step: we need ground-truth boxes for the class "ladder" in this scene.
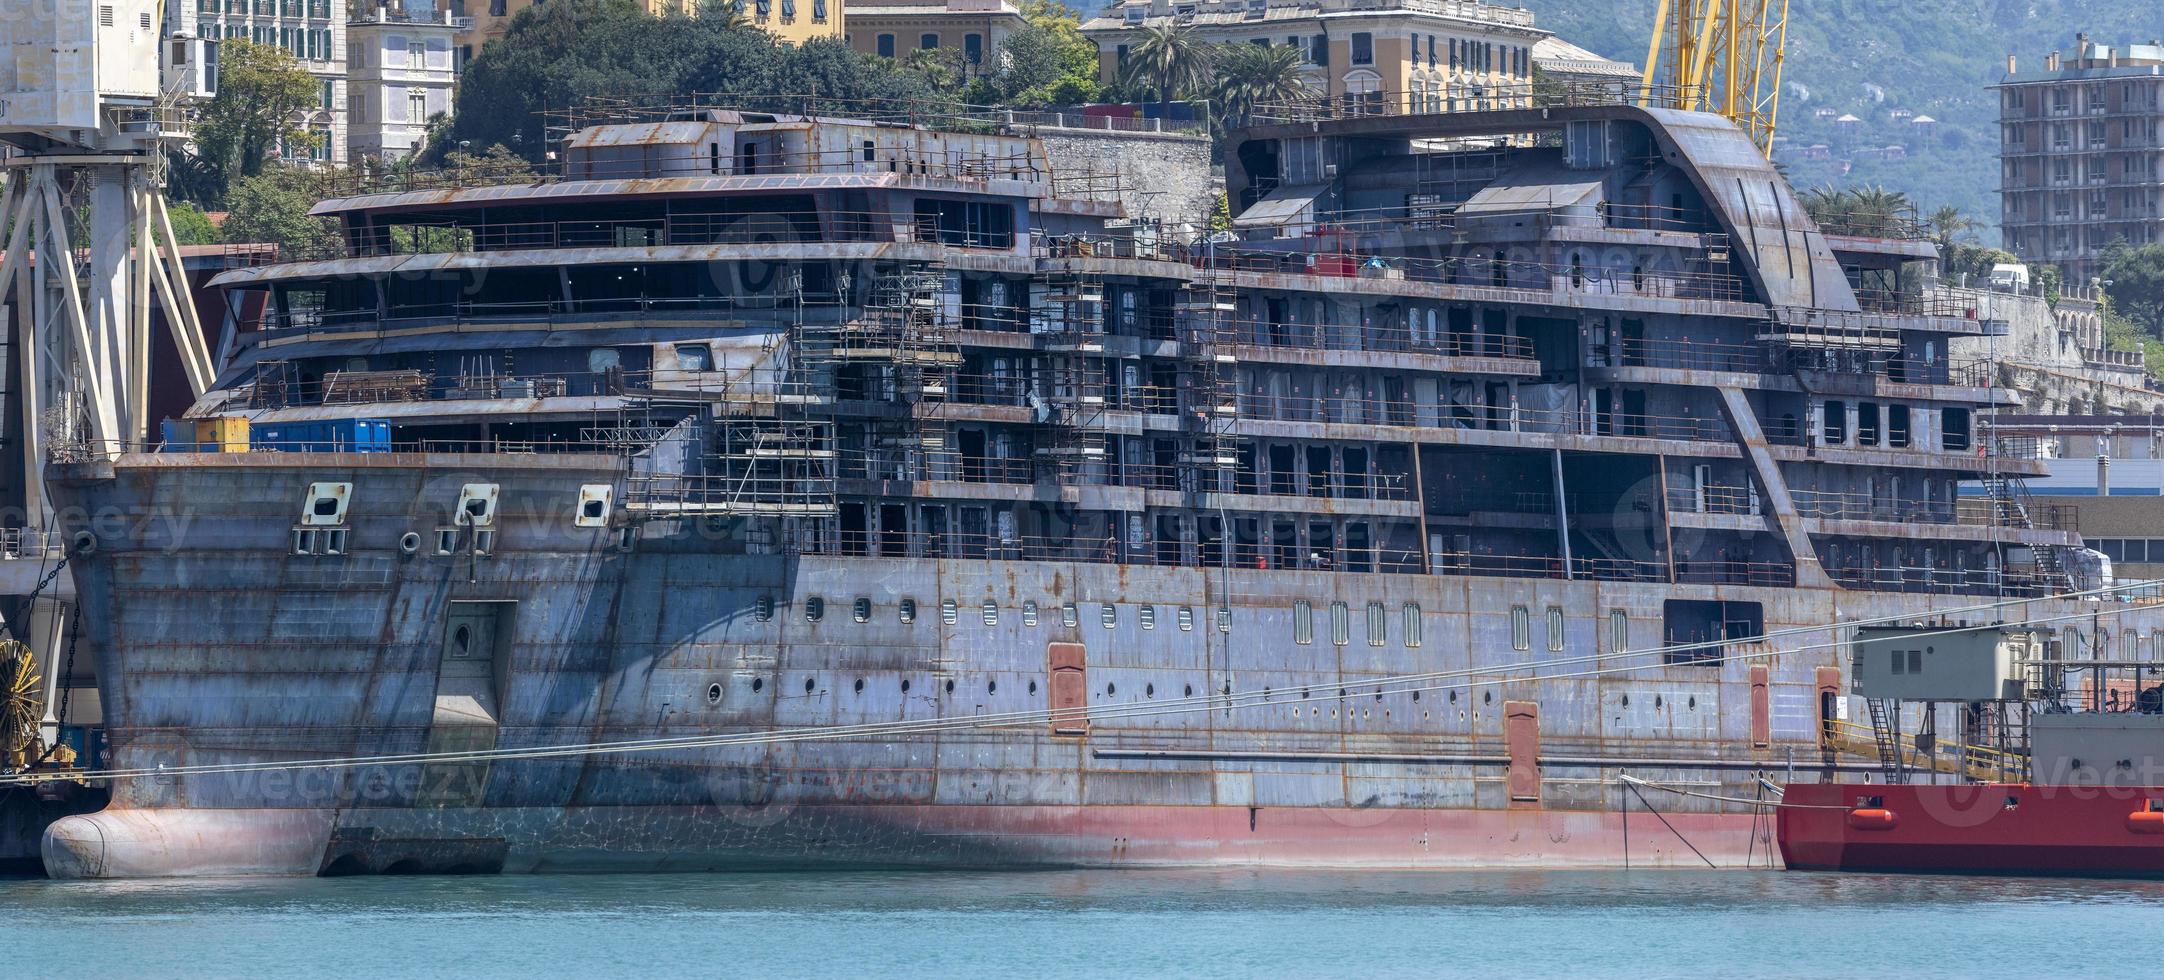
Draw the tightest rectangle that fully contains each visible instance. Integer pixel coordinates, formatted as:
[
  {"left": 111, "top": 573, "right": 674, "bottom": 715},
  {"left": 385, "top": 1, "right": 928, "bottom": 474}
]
[{"left": 1864, "top": 697, "right": 1904, "bottom": 783}]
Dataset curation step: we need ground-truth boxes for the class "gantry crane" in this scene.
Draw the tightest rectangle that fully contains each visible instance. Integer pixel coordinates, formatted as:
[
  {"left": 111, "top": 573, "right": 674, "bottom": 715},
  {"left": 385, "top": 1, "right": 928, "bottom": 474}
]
[{"left": 1640, "top": 0, "right": 1790, "bottom": 156}]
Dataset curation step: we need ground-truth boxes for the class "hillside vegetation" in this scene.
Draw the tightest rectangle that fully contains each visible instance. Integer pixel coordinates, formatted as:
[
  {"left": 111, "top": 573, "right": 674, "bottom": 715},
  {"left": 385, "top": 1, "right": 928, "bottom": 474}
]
[{"left": 1519, "top": 0, "right": 2156, "bottom": 241}]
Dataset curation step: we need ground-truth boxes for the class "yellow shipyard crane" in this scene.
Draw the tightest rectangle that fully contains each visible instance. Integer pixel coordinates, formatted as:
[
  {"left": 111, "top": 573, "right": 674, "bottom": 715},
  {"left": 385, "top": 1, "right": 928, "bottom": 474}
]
[{"left": 1640, "top": 0, "right": 1790, "bottom": 156}]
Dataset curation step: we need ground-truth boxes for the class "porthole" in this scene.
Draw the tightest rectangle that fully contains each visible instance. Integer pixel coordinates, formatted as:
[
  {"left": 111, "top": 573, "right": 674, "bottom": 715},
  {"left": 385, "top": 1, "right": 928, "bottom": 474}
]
[
  {"left": 1374, "top": 690, "right": 1384, "bottom": 701},
  {"left": 1023, "top": 600, "right": 1039, "bottom": 626},
  {"left": 1655, "top": 695, "right": 1664, "bottom": 708},
  {"left": 1100, "top": 604, "right": 1117, "bottom": 629},
  {"left": 805, "top": 597, "right": 824, "bottom": 622},
  {"left": 988, "top": 679, "right": 998, "bottom": 694},
  {"left": 941, "top": 599, "right": 958, "bottom": 625},
  {"left": 983, "top": 601, "right": 998, "bottom": 626},
  {"left": 901, "top": 679, "right": 912, "bottom": 693},
  {"left": 804, "top": 678, "right": 816, "bottom": 693},
  {"left": 853, "top": 597, "right": 871, "bottom": 623},
  {"left": 752, "top": 678, "right": 765, "bottom": 693},
  {"left": 1688, "top": 695, "right": 1697, "bottom": 709},
  {"left": 900, "top": 598, "right": 917, "bottom": 623},
  {"left": 1622, "top": 694, "right": 1631, "bottom": 707},
  {"left": 854, "top": 679, "right": 865, "bottom": 693},
  {"left": 1062, "top": 603, "right": 1079, "bottom": 628},
  {"left": 1106, "top": 682, "right": 1117, "bottom": 696},
  {"left": 1449, "top": 691, "right": 1457, "bottom": 703},
  {"left": 1183, "top": 684, "right": 1193, "bottom": 697},
  {"left": 1178, "top": 607, "right": 1193, "bottom": 632},
  {"left": 706, "top": 683, "right": 723, "bottom": 705},
  {"left": 1411, "top": 690, "right": 1420, "bottom": 702},
  {"left": 1140, "top": 606, "right": 1156, "bottom": 630},
  {"left": 945, "top": 679, "right": 955, "bottom": 693},
  {"left": 756, "top": 595, "right": 774, "bottom": 621},
  {"left": 1145, "top": 683, "right": 1155, "bottom": 698},
  {"left": 1483, "top": 691, "right": 1492, "bottom": 704},
  {"left": 1028, "top": 680, "right": 1038, "bottom": 694}
]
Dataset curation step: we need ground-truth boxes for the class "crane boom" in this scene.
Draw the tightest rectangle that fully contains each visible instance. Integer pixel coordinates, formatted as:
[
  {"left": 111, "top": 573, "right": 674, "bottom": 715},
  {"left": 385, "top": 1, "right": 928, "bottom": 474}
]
[{"left": 1641, "top": 0, "right": 1789, "bottom": 156}]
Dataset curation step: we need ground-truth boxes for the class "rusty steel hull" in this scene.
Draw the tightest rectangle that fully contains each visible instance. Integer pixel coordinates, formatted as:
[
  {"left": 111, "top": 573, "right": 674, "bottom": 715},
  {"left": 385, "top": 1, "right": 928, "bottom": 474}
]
[{"left": 41, "top": 455, "right": 2152, "bottom": 877}]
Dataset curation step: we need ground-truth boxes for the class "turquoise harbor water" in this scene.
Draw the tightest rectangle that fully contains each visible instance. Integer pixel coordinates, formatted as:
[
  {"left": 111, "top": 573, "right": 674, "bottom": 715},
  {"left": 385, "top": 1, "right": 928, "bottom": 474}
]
[{"left": 6, "top": 869, "right": 2161, "bottom": 978}]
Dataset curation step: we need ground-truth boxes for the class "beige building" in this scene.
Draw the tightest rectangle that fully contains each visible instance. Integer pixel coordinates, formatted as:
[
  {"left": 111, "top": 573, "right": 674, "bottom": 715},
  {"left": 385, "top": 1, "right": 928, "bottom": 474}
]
[
  {"left": 1080, "top": 0, "right": 1575, "bottom": 114},
  {"left": 848, "top": 0, "right": 1027, "bottom": 75},
  {"left": 453, "top": 0, "right": 841, "bottom": 64},
  {"left": 1996, "top": 34, "right": 2164, "bottom": 284}
]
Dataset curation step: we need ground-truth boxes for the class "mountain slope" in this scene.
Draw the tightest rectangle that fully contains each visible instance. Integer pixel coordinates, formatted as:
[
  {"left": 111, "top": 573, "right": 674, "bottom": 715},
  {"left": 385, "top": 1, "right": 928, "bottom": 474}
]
[{"left": 1520, "top": 0, "right": 2159, "bottom": 241}]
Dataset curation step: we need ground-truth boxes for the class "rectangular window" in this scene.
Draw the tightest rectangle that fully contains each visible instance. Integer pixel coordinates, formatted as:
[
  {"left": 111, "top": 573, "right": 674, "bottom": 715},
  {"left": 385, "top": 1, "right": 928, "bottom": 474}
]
[
  {"left": 1511, "top": 606, "right": 1530, "bottom": 651},
  {"left": 1178, "top": 607, "right": 1194, "bottom": 631},
  {"left": 1101, "top": 603, "right": 1117, "bottom": 629},
  {"left": 409, "top": 92, "right": 427, "bottom": 123},
  {"left": 1217, "top": 607, "right": 1232, "bottom": 633},
  {"left": 1403, "top": 603, "right": 1421, "bottom": 648},
  {"left": 1822, "top": 400, "right": 1847, "bottom": 444},
  {"left": 1547, "top": 606, "right": 1565, "bottom": 652},
  {"left": 1023, "top": 601, "right": 1038, "bottom": 627},
  {"left": 1857, "top": 402, "right": 1881, "bottom": 446},
  {"left": 877, "top": 33, "right": 894, "bottom": 57},
  {"left": 853, "top": 597, "right": 871, "bottom": 623},
  {"left": 1062, "top": 602, "right": 1079, "bottom": 628},
  {"left": 1663, "top": 599, "right": 1763, "bottom": 665},
  {"left": 1350, "top": 32, "right": 1373, "bottom": 65},
  {"left": 1331, "top": 602, "right": 1350, "bottom": 646},
  {"left": 1611, "top": 610, "right": 1629, "bottom": 652},
  {"left": 941, "top": 599, "right": 958, "bottom": 625},
  {"left": 899, "top": 598, "right": 916, "bottom": 623},
  {"left": 1140, "top": 605, "right": 1156, "bottom": 630},
  {"left": 1294, "top": 600, "right": 1313, "bottom": 645},
  {"left": 1367, "top": 602, "right": 1387, "bottom": 646},
  {"left": 983, "top": 601, "right": 998, "bottom": 626},
  {"left": 1887, "top": 405, "right": 1911, "bottom": 448}
]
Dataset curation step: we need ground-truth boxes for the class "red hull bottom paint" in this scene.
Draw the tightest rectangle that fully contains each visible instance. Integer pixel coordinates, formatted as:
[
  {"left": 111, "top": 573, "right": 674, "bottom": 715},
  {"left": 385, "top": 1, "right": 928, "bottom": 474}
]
[
  {"left": 1779, "top": 782, "right": 2164, "bottom": 877},
  {"left": 47, "top": 804, "right": 1773, "bottom": 877}
]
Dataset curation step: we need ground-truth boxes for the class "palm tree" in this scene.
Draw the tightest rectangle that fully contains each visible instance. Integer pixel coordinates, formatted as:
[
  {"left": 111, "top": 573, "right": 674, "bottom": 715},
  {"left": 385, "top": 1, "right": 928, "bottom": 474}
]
[
  {"left": 1927, "top": 204, "right": 1976, "bottom": 249},
  {"left": 1120, "top": 25, "right": 1211, "bottom": 122},
  {"left": 1212, "top": 43, "right": 1317, "bottom": 132},
  {"left": 1799, "top": 184, "right": 1912, "bottom": 237}
]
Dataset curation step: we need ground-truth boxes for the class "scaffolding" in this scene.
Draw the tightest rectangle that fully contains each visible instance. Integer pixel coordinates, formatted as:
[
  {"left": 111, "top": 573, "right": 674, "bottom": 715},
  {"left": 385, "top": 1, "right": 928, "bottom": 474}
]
[
  {"left": 1177, "top": 274, "right": 1242, "bottom": 497},
  {"left": 1031, "top": 272, "right": 1110, "bottom": 475}
]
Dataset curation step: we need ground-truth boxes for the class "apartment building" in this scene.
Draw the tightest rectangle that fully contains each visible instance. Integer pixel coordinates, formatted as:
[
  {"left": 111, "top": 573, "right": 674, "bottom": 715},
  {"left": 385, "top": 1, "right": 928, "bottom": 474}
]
[
  {"left": 170, "top": 0, "right": 347, "bottom": 166},
  {"left": 848, "top": 0, "right": 1027, "bottom": 74},
  {"left": 452, "top": 0, "right": 841, "bottom": 64},
  {"left": 347, "top": 5, "right": 463, "bottom": 162},
  {"left": 1079, "top": 0, "right": 1556, "bottom": 113},
  {"left": 1996, "top": 34, "right": 2164, "bottom": 284}
]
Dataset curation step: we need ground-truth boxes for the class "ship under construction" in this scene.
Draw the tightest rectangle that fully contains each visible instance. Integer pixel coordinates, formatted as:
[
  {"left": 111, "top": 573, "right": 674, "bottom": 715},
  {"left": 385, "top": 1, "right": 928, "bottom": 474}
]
[{"left": 31, "top": 90, "right": 2151, "bottom": 877}]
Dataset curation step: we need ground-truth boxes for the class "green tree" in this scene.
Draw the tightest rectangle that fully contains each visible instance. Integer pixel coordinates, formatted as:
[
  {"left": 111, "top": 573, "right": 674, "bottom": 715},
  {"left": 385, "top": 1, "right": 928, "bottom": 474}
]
[
  {"left": 2103, "top": 244, "right": 2164, "bottom": 338},
  {"left": 219, "top": 165, "right": 341, "bottom": 260},
  {"left": 194, "top": 40, "right": 325, "bottom": 186},
  {"left": 1926, "top": 204, "right": 1976, "bottom": 251},
  {"left": 1799, "top": 184, "right": 1913, "bottom": 237},
  {"left": 166, "top": 201, "right": 221, "bottom": 246},
  {"left": 998, "top": 0, "right": 1103, "bottom": 107},
  {"left": 1210, "top": 42, "right": 1316, "bottom": 133},
  {"left": 1119, "top": 25, "right": 1211, "bottom": 121},
  {"left": 439, "top": 1, "right": 937, "bottom": 162}
]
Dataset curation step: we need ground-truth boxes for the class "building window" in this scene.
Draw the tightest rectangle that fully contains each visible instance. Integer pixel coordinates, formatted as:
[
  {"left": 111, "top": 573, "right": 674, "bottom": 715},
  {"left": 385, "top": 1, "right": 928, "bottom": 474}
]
[
  {"left": 1294, "top": 600, "right": 1313, "bottom": 645},
  {"left": 964, "top": 33, "right": 983, "bottom": 64},
  {"left": 1350, "top": 32, "right": 1373, "bottom": 65},
  {"left": 921, "top": 33, "right": 939, "bottom": 50},
  {"left": 409, "top": 41, "right": 426, "bottom": 69},
  {"left": 1511, "top": 606, "right": 1530, "bottom": 651},
  {"left": 812, "top": 0, "right": 826, "bottom": 20},
  {"left": 409, "top": 91, "right": 427, "bottom": 123},
  {"left": 877, "top": 33, "right": 894, "bottom": 57}
]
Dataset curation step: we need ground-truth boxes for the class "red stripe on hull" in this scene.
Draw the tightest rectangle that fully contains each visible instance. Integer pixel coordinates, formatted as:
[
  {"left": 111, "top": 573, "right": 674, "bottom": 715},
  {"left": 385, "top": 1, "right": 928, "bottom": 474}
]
[
  {"left": 1779, "top": 783, "right": 2164, "bottom": 876},
  {"left": 48, "top": 804, "right": 1775, "bottom": 877}
]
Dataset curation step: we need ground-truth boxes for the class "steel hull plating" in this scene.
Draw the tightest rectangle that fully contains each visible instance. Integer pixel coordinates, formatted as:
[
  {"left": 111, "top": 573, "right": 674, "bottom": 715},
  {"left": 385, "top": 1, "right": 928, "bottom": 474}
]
[
  {"left": 44, "top": 803, "right": 1765, "bottom": 877},
  {"left": 42, "top": 456, "right": 2142, "bottom": 877},
  {"left": 1779, "top": 783, "right": 2164, "bottom": 877}
]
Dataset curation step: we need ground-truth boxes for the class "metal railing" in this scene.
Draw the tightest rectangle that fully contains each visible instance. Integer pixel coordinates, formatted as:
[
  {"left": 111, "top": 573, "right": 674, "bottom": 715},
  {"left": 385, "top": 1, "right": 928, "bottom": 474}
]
[
  {"left": 1789, "top": 489, "right": 2077, "bottom": 531},
  {"left": 0, "top": 528, "right": 65, "bottom": 560},
  {"left": 1250, "top": 79, "right": 1664, "bottom": 125},
  {"left": 1222, "top": 317, "right": 1537, "bottom": 361}
]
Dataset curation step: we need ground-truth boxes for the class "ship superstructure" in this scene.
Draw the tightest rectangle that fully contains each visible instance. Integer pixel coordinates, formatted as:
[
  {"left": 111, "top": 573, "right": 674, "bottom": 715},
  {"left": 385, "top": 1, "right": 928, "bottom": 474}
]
[{"left": 34, "top": 97, "right": 2141, "bottom": 877}]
